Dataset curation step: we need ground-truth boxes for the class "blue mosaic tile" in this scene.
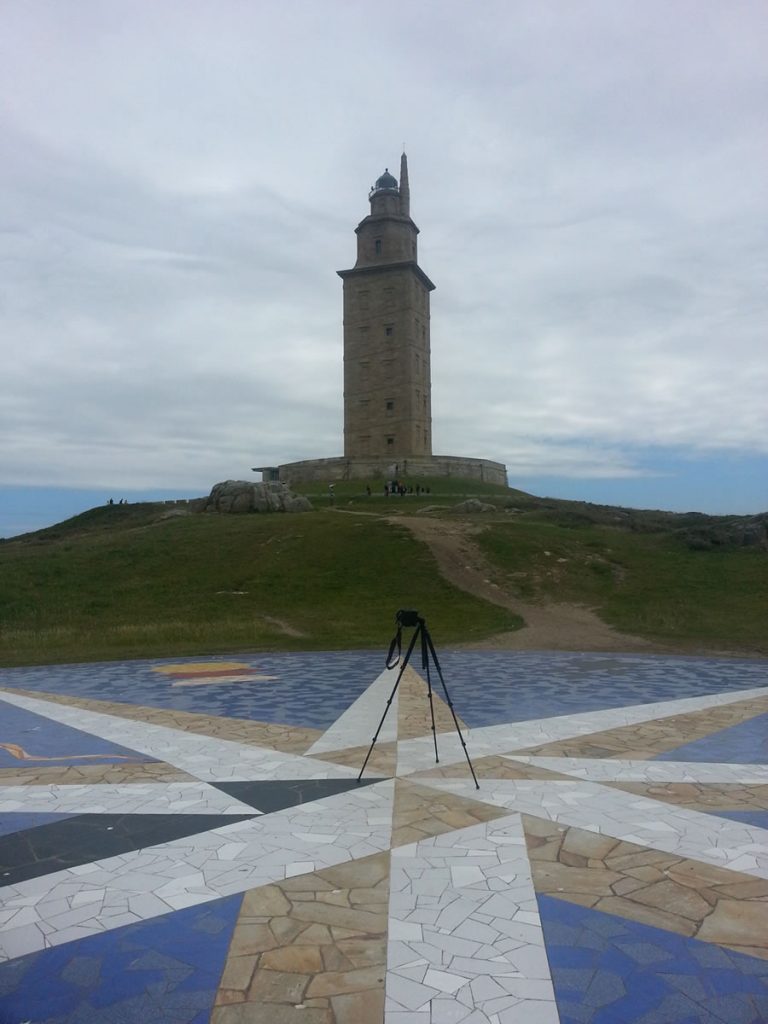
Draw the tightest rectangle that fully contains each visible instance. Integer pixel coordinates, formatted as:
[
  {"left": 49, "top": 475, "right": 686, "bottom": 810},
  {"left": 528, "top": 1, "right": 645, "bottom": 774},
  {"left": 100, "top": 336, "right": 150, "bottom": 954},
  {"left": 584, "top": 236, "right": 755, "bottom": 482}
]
[
  {"left": 2, "top": 651, "right": 765, "bottom": 730},
  {"left": 428, "top": 651, "right": 768, "bottom": 727},
  {"left": 654, "top": 711, "right": 768, "bottom": 764},
  {"left": 538, "top": 893, "right": 768, "bottom": 1024},
  {"left": 713, "top": 809, "right": 768, "bottom": 830},
  {"left": 0, "top": 702, "right": 156, "bottom": 767},
  {"left": 0, "top": 891, "right": 243, "bottom": 1023},
  {"left": 0, "top": 651, "right": 379, "bottom": 729},
  {"left": 0, "top": 811, "right": 77, "bottom": 838}
]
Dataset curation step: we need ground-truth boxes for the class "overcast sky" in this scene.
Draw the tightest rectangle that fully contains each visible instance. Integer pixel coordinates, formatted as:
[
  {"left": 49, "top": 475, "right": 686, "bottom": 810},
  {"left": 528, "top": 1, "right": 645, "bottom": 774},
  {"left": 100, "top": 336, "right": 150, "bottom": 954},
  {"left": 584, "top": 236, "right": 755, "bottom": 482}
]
[{"left": 1, "top": 1, "right": 766, "bottom": 535}]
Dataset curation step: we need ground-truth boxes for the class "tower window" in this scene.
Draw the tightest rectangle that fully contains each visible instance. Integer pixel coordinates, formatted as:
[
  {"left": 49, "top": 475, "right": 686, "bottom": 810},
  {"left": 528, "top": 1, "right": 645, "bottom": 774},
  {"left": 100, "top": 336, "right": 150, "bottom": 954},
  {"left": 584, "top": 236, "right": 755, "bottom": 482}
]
[
  {"left": 385, "top": 400, "right": 394, "bottom": 410},
  {"left": 385, "top": 324, "right": 394, "bottom": 337},
  {"left": 375, "top": 239, "right": 382, "bottom": 255},
  {"left": 386, "top": 436, "right": 394, "bottom": 446}
]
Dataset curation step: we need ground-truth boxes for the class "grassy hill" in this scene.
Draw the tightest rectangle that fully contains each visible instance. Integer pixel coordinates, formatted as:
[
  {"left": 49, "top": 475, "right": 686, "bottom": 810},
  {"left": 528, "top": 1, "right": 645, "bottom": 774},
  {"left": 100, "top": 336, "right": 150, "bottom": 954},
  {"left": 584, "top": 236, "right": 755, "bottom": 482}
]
[{"left": 1, "top": 481, "right": 766, "bottom": 666}]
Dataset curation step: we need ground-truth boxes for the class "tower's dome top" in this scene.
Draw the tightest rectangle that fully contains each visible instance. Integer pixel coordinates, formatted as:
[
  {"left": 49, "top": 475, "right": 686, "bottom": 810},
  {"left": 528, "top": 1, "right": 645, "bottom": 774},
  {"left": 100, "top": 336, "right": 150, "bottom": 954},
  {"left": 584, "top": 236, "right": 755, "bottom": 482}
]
[{"left": 373, "top": 168, "right": 398, "bottom": 192}]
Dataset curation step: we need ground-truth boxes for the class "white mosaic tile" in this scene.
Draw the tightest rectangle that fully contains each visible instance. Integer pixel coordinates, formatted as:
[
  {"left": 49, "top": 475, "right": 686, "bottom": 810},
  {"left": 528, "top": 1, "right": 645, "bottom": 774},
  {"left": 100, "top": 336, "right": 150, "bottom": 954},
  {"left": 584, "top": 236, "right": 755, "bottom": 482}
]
[
  {"left": 505, "top": 755, "right": 768, "bottom": 784},
  {"left": 306, "top": 664, "right": 402, "bottom": 754},
  {"left": 0, "top": 691, "right": 385, "bottom": 783},
  {"left": 0, "top": 779, "right": 395, "bottom": 961},
  {"left": 395, "top": 685, "right": 768, "bottom": 774},
  {"left": 386, "top": 812, "right": 559, "bottom": 1023},
  {"left": 413, "top": 777, "right": 768, "bottom": 879},
  {"left": 0, "top": 781, "right": 258, "bottom": 815}
]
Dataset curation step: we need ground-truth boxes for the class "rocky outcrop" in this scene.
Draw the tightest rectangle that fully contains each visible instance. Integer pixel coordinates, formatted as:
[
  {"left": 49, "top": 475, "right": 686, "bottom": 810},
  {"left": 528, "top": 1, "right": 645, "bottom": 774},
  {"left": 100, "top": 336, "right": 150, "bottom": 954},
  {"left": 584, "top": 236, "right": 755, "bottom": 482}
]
[
  {"left": 452, "top": 499, "right": 497, "bottom": 514},
  {"left": 677, "top": 514, "right": 768, "bottom": 550},
  {"left": 204, "top": 480, "right": 312, "bottom": 515}
]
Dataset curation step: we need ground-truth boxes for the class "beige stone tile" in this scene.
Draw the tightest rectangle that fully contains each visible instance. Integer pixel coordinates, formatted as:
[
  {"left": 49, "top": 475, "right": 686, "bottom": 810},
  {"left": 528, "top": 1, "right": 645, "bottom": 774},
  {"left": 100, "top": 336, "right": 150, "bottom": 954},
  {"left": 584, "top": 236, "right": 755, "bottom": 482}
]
[
  {"left": 560, "top": 829, "right": 621, "bottom": 861},
  {"left": 228, "top": 923, "right": 281, "bottom": 957},
  {"left": 336, "top": 937, "right": 387, "bottom": 968},
  {"left": 279, "top": 873, "right": 335, "bottom": 894},
  {"left": 0, "top": 761, "right": 194, "bottom": 784},
  {"left": 592, "top": 896, "right": 698, "bottom": 937},
  {"left": 605, "top": 781, "right": 768, "bottom": 813},
  {"left": 298, "top": 924, "right": 334, "bottom": 945},
  {"left": 320, "top": 857, "right": 389, "bottom": 890},
  {"left": 626, "top": 879, "right": 713, "bottom": 920},
  {"left": 396, "top": 664, "right": 468, "bottom": 740},
  {"left": 533, "top": 862, "right": 622, "bottom": 896},
  {"left": 391, "top": 778, "right": 508, "bottom": 847},
  {"left": 215, "top": 989, "right": 246, "bottom": 1006},
  {"left": 312, "top": 743, "right": 396, "bottom": 776},
  {"left": 270, "top": 919, "right": 308, "bottom": 944},
  {"left": 331, "top": 989, "right": 385, "bottom": 1024},
  {"left": 240, "top": 885, "right": 291, "bottom": 918},
  {"left": 320, "top": 945, "right": 354, "bottom": 972},
  {"left": 516, "top": 693, "right": 768, "bottom": 760},
  {"left": 213, "top": 1000, "right": 331, "bottom": 1023},
  {"left": 216, "top": 853, "right": 389, "bottom": 1020},
  {"left": 287, "top": 902, "right": 387, "bottom": 933},
  {"left": 218, "top": 955, "right": 257, "bottom": 993},
  {"left": 522, "top": 813, "right": 768, "bottom": 959},
  {"left": 244, "top": 966, "right": 313, "bottom": 1006},
  {"left": 716, "top": 879, "right": 768, "bottom": 899},
  {"left": 306, "top": 965, "right": 385, "bottom": 998},
  {"left": 260, "top": 945, "right": 323, "bottom": 973},
  {"left": 410, "top": 753, "right": 575, "bottom": 781}
]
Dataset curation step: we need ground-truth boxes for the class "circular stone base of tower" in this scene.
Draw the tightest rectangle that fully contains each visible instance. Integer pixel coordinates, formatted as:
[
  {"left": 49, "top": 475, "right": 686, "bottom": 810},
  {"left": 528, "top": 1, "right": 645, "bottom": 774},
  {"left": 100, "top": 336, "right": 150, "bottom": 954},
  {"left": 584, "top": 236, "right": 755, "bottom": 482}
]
[{"left": 274, "top": 455, "right": 507, "bottom": 487}]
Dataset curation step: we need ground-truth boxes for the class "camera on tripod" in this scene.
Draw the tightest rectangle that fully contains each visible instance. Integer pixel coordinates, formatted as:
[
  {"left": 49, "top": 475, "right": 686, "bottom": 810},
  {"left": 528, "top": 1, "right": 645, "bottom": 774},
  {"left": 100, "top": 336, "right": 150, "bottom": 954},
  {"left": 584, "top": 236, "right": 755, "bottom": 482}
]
[
  {"left": 359, "top": 609, "right": 479, "bottom": 789},
  {"left": 396, "top": 609, "right": 422, "bottom": 628}
]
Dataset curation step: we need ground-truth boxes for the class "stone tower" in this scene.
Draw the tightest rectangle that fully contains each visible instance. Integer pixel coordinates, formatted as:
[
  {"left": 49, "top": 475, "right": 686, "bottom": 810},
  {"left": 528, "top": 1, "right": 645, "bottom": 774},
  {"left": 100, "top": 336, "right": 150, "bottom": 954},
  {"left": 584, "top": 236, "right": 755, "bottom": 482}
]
[
  {"left": 268, "top": 157, "right": 507, "bottom": 487},
  {"left": 338, "top": 153, "right": 436, "bottom": 460}
]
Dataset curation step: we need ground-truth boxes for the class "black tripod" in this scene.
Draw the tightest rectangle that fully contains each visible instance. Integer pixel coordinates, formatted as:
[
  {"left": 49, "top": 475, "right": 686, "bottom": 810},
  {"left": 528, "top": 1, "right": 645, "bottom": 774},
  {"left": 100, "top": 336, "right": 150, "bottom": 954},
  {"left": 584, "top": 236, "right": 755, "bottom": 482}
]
[{"left": 357, "top": 610, "right": 479, "bottom": 789}]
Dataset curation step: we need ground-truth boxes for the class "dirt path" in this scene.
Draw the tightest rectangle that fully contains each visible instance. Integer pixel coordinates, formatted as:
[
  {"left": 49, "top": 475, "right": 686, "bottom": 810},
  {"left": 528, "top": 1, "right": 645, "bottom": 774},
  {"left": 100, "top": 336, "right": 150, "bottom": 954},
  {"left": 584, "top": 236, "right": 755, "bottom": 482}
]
[{"left": 387, "top": 514, "right": 663, "bottom": 653}]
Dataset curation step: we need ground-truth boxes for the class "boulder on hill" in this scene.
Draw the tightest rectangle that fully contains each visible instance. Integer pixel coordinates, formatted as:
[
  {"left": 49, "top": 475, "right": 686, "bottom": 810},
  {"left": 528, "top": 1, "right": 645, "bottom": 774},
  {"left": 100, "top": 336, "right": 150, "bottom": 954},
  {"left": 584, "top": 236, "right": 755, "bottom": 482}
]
[
  {"left": 452, "top": 499, "right": 496, "bottom": 514},
  {"left": 678, "top": 515, "right": 768, "bottom": 550},
  {"left": 204, "top": 480, "right": 312, "bottom": 514}
]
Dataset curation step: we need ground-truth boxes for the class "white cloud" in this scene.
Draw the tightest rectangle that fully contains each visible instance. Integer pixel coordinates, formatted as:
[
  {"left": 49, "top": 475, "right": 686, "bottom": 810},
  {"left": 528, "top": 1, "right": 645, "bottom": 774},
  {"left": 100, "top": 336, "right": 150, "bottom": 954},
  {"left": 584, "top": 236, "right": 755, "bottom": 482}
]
[{"left": 0, "top": 0, "right": 766, "bottom": 499}]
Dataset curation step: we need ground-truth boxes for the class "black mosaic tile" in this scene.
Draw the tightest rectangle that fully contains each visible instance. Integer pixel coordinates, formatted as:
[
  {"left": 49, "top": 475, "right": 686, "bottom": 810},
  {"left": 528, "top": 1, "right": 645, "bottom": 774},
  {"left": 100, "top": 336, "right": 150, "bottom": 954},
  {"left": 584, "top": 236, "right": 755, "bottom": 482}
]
[
  {"left": 0, "top": 812, "right": 255, "bottom": 887},
  {"left": 212, "top": 776, "right": 384, "bottom": 813}
]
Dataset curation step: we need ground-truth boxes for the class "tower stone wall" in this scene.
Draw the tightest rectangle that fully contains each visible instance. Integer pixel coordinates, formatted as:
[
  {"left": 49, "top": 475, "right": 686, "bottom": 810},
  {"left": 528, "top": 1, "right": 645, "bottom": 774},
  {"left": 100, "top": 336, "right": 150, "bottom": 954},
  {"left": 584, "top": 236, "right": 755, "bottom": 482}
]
[
  {"left": 338, "top": 154, "right": 435, "bottom": 460},
  {"left": 266, "top": 155, "right": 508, "bottom": 489}
]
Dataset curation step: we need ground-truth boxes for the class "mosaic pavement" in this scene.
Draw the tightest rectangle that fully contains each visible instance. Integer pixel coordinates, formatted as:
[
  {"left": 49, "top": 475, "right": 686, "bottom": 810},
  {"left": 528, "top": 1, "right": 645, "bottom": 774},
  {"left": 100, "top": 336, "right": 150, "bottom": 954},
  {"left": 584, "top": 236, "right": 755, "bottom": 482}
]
[{"left": 0, "top": 649, "right": 767, "bottom": 1023}]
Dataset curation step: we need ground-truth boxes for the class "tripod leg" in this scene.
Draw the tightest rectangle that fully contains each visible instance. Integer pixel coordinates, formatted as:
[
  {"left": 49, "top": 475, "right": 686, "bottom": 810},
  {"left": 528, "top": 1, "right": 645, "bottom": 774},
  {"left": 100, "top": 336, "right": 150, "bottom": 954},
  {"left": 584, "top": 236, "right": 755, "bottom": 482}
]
[
  {"left": 421, "top": 627, "right": 440, "bottom": 764},
  {"left": 357, "top": 627, "right": 419, "bottom": 782},
  {"left": 423, "top": 629, "right": 480, "bottom": 790}
]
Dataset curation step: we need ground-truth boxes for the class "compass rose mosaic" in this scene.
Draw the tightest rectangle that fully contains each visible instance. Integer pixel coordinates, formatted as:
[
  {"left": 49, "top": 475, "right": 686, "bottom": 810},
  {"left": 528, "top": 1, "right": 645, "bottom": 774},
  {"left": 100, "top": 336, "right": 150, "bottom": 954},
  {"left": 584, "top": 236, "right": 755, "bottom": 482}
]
[{"left": 1, "top": 650, "right": 767, "bottom": 1022}]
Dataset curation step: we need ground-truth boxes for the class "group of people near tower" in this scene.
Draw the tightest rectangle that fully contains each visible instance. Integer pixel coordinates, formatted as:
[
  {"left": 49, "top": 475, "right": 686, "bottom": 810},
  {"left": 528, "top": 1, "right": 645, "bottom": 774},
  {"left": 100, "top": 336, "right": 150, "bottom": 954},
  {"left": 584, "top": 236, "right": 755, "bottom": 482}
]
[{"left": 383, "top": 480, "right": 430, "bottom": 497}]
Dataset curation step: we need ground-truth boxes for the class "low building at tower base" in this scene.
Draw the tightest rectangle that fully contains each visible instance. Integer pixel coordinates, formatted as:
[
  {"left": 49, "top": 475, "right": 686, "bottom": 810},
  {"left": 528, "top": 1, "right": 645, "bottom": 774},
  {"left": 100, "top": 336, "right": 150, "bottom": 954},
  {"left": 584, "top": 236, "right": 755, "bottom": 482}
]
[{"left": 272, "top": 455, "right": 507, "bottom": 487}]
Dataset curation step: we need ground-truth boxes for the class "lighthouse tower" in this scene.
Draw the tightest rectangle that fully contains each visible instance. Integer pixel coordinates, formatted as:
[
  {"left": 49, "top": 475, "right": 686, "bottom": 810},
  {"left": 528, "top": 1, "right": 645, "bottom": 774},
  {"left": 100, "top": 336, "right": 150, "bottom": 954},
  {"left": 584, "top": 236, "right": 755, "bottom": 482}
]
[
  {"left": 338, "top": 153, "right": 435, "bottom": 460},
  {"left": 268, "top": 155, "right": 507, "bottom": 488}
]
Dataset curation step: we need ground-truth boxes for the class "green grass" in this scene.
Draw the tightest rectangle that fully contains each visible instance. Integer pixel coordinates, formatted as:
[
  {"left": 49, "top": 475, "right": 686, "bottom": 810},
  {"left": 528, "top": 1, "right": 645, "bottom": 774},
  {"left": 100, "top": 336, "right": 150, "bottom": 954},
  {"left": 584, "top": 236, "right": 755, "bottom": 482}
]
[
  {"left": 0, "top": 508, "right": 520, "bottom": 666},
  {"left": 2, "top": 489, "right": 765, "bottom": 666},
  {"left": 477, "top": 520, "right": 768, "bottom": 652}
]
